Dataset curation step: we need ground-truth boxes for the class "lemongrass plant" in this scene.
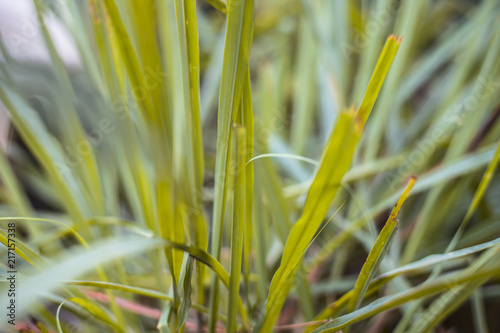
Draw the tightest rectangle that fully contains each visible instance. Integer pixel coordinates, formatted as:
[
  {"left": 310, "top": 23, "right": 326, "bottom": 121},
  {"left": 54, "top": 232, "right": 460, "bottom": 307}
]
[{"left": 0, "top": 0, "right": 500, "bottom": 332}]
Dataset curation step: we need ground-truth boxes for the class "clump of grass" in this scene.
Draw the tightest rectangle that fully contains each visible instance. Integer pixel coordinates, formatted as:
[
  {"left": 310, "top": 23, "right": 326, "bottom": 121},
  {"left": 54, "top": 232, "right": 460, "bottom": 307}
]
[{"left": 1, "top": 0, "right": 500, "bottom": 332}]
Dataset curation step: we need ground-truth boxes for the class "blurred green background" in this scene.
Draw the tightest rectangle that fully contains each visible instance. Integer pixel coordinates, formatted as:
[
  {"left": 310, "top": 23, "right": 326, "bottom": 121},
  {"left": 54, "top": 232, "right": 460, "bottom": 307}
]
[{"left": 0, "top": 0, "right": 500, "bottom": 332}]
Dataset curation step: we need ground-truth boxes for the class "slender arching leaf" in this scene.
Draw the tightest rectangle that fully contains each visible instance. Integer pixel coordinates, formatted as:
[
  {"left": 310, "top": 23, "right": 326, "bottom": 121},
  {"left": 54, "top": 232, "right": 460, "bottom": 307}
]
[
  {"left": 0, "top": 229, "right": 46, "bottom": 269},
  {"left": 60, "top": 297, "right": 121, "bottom": 331},
  {"left": 227, "top": 125, "right": 247, "bottom": 332},
  {"left": 448, "top": 138, "right": 500, "bottom": 250},
  {"left": 256, "top": 35, "right": 401, "bottom": 333},
  {"left": 406, "top": 243, "right": 500, "bottom": 332},
  {"left": 348, "top": 177, "right": 416, "bottom": 312},
  {"left": 308, "top": 236, "right": 500, "bottom": 331},
  {"left": 0, "top": 238, "right": 163, "bottom": 318},
  {"left": 161, "top": 240, "right": 249, "bottom": 323},
  {"left": 205, "top": 0, "right": 227, "bottom": 14}
]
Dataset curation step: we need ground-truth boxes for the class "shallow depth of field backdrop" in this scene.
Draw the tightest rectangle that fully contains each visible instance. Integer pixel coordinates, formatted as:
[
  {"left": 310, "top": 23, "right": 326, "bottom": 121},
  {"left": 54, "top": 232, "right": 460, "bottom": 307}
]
[{"left": 1, "top": 0, "right": 500, "bottom": 332}]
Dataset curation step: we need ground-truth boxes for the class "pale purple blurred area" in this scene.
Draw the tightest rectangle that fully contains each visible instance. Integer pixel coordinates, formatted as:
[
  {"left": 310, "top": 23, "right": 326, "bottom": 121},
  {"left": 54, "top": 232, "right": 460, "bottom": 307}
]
[{"left": 0, "top": 0, "right": 81, "bottom": 150}]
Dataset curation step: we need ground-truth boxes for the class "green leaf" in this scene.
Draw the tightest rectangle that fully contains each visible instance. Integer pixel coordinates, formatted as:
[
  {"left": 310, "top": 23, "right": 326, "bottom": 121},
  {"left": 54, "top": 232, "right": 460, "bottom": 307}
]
[
  {"left": 178, "top": 256, "right": 194, "bottom": 332},
  {"left": 100, "top": 0, "right": 155, "bottom": 122},
  {"left": 311, "top": 264, "right": 500, "bottom": 333},
  {"left": 306, "top": 143, "right": 498, "bottom": 275},
  {"left": 227, "top": 126, "right": 247, "bottom": 332},
  {"left": 173, "top": 0, "right": 208, "bottom": 306},
  {"left": 0, "top": 229, "right": 47, "bottom": 269},
  {"left": 407, "top": 245, "right": 500, "bottom": 333},
  {"left": 58, "top": 297, "right": 120, "bottom": 331},
  {"left": 256, "top": 35, "right": 401, "bottom": 332},
  {"left": 449, "top": 138, "right": 500, "bottom": 250},
  {"left": 241, "top": 70, "right": 255, "bottom": 316},
  {"left": 356, "top": 35, "right": 402, "bottom": 125},
  {"left": 308, "top": 236, "right": 500, "bottom": 331},
  {"left": 290, "top": 18, "right": 317, "bottom": 155},
  {"left": 205, "top": 0, "right": 227, "bottom": 14},
  {"left": 348, "top": 177, "right": 415, "bottom": 312},
  {"left": 208, "top": 0, "right": 255, "bottom": 330},
  {"left": 160, "top": 240, "right": 248, "bottom": 323},
  {"left": 256, "top": 108, "right": 360, "bottom": 332},
  {"left": 0, "top": 238, "right": 163, "bottom": 318}
]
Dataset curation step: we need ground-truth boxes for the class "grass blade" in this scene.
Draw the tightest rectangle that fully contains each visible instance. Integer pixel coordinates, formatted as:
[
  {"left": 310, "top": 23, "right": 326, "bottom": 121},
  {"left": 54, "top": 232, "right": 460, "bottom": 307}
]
[
  {"left": 311, "top": 264, "right": 500, "bottom": 333},
  {"left": 227, "top": 125, "right": 247, "bottom": 332},
  {"left": 449, "top": 138, "right": 500, "bottom": 249},
  {"left": 60, "top": 297, "right": 120, "bottom": 331},
  {"left": 0, "top": 238, "right": 163, "bottom": 318},
  {"left": 100, "top": 0, "right": 155, "bottom": 122},
  {"left": 256, "top": 35, "right": 401, "bottom": 332},
  {"left": 348, "top": 177, "right": 416, "bottom": 312},
  {"left": 407, "top": 245, "right": 500, "bottom": 333},
  {"left": 205, "top": 0, "right": 227, "bottom": 14},
  {"left": 241, "top": 70, "right": 255, "bottom": 314},
  {"left": 208, "top": 0, "right": 255, "bottom": 330},
  {"left": 178, "top": 257, "right": 194, "bottom": 332},
  {"left": 357, "top": 35, "right": 402, "bottom": 124},
  {"left": 306, "top": 236, "right": 500, "bottom": 331}
]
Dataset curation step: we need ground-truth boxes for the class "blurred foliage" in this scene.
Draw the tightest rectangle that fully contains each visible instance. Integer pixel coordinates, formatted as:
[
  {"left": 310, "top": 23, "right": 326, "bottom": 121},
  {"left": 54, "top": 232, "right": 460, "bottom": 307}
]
[{"left": 0, "top": 0, "right": 500, "bottom": 332}]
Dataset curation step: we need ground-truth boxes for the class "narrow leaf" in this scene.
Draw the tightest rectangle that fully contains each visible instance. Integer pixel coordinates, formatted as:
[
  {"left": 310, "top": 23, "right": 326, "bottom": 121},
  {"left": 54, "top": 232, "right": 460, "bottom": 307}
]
[
  {"left": 257, "top": 35, "right": 401, "bottom": 332},
  {"left": 348, "top": 177, "right": 416, "bottom": 312},
  {"left": 227, "top": 125, "right": 247, "bottom": 332}
]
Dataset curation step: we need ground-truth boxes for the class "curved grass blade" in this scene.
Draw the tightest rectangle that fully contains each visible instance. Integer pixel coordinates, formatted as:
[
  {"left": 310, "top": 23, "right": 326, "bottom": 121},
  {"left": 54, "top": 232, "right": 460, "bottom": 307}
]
[
  {"left": 308, "top": 235, "right": 500, "bottom": 329},
  {"left": 256, "top": 35, "right": 401, "bottom": 333},
  {"left": 255, "top": 108, "right": 359, "bottom": 332},
  {"left": 208, "top": 0, "right": 255, "bottom": 330},
  {"left": 164, "top": 241, "right": 229, "bottom": 286},
  {"left": 0, "top": 229, "right": 46, "bottom": 269},
  {"left": 348, "top": 177, "right": 416, "bottom": 313},
  {"left": 61, "top": 297, "right": 120, "bottom": 332},
  {"left": 66, "top": 281, "right": 172, "bottom": 303},
  {"left": 0, "top": 238, "right": 163, "bottom": 319},
  {"left": 247, "top": 153, "right": 319, "bottom": 166},
  {"left": 398, "top": 139, "right": 500, "bottom": 332},
  {"left": 161, "top": 240, "right": 249, "bottom": 324},
  {"left": 0, "top": 217, "right": 89, "bottom": 250},
  {"left": 407, "top": 244, "right": 500, "bottom": 333},
  {"left": 306, "top": 143, "right": 497, "bottom": 274},
  {"left": 205, "top": 0, "right": 227, "bottom": 14},
  {"left": 311, "top": 265, "right": 500, "bottom": 333},
  {"left": 448, "top": 138, "right": 500, "bottom": 250},
  {"left": 378, "top": 236, "right": 500, "bottom": 281}
]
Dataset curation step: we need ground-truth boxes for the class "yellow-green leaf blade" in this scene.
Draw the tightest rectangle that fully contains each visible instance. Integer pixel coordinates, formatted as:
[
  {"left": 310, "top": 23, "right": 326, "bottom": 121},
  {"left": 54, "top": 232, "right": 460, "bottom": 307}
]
[
  {"left": 356, "top": 35, "right": 402, "bottom": 126},
  {"left": 348, "top": 177, "right": 416, "bottom": 312}
]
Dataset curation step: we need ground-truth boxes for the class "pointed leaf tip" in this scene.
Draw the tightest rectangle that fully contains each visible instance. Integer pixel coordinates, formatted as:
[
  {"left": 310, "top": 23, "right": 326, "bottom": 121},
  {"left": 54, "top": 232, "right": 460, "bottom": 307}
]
[
  {"left": 389, "top": 34, "right": 403, "bottom": 44},
  {"left": 355, "top": 34, "right": 402, "bottom": 127}
]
